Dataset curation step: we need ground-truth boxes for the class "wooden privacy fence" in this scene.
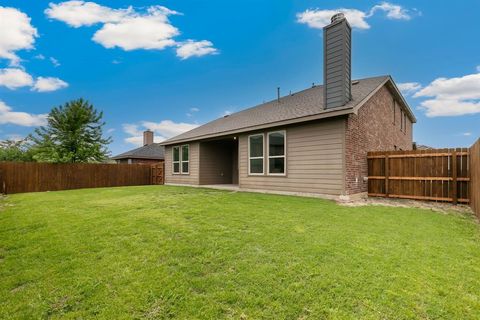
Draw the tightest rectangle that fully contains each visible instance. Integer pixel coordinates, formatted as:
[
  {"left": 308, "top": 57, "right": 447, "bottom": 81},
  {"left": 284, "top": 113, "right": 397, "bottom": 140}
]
[
  {"left": 470, "top": 139, "right": 480, "bottom": 218},
  {"left": 151, "top": 162, "right": 165, "bottom": 185},
  {"left": 0, "top": 162, "right": 164, "bottom": 194},
  {"left": 368, "top": 148, "right": 471, "bottom": 204}
]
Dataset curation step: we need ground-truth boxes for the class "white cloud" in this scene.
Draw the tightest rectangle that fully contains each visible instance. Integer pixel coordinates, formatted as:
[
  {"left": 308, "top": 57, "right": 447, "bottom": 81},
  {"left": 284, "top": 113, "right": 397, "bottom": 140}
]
[
  {"left": 463, "top": 132, "right": 472, "bottom": 136},
  {"left": 0, "top": 8, "right": 66, "bottom": 91},
  {"left": 50, "top": 57, "right": 61, "bottom": 67},
  {"left": 142, "top": 120, "right": 198, "bottom": 138},
  {"left": 0, "top": 68, "right": 34, "bottom": 89},
  {"left": 123, "top": 123, "right": 141, "bottom": 136},
  {"left": 5, "top": 134, "right": 25, "bottom": 142},
  {"left": 0, "top": 68, "right": 68, "bottom": 92},
  {"left": 122, "top": 123, "right": 163, "bottom": 146},
  {"left": 45, "top": 2, "right": 179, "bottom": 50},
  {"left": 397, "top": 82, "right": 422, "bottom": 95},
  {"left": 367, "top": 2, "right": 411, "bottom": 20},
  {"left": 414, "top": 73, "right": 480, "bottom": 117},
  {"left": 0, "top": 100, "right": 47, "bottom": 127},
  {"left": 46, "top": 2, "right": 216, "bottom": 59},
  {"left": 176, "top": 40, "right": 218, "bottom": 59},
  {"left": 45, "top": 1, "right": 132, "bottom": 27},
  {"left": 186, "top": 107, "right": 200, "bottom": 117},
  {"left": 123, "top": 120, "right": 198, "bottom": 146},
  {"left": 45, "top": 1, "right": 179, "bottom": 50},
  {"left": 33, "top": 77, "right": 69, "bottom": 92},
  {"left": 297, "top": 9, "right": 369, "bottom": 29},
  {"left": 297, "top": 2, "right": 414, "bottom": 30},
  {"left": 0, "top": 6, "right": 38, "bottom": 66},
  {"left": 92, "top": 9, "right": 179, "bottom": 51}
]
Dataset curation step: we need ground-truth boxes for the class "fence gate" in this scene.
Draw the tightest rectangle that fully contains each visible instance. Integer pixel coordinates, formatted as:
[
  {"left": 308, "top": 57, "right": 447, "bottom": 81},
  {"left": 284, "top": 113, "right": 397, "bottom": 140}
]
[
  {"left": 368, "top": 148, "right": 470, "bottom": 204},
  {"left": 151, "top": 162, "right": 165, "bottom": 185}
]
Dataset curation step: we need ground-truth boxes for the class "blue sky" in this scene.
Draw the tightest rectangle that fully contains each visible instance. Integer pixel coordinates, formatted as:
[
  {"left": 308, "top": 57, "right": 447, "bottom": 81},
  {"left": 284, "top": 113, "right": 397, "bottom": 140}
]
[{"left": 0, "top": 0, "right": 479, "bottom": 155}]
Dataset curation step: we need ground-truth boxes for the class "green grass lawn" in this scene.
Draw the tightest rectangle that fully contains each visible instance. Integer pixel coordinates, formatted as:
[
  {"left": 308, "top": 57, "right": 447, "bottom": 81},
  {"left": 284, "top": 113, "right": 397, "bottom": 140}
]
[{"left": 1, "top": 186, "right": 480, "bottom": 319}]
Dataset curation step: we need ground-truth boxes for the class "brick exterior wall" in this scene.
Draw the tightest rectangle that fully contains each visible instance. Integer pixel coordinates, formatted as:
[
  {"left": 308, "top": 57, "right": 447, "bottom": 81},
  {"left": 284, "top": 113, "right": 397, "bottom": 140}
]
[{"left": 345, "top": 85, "right": 413, "bottom": 195}]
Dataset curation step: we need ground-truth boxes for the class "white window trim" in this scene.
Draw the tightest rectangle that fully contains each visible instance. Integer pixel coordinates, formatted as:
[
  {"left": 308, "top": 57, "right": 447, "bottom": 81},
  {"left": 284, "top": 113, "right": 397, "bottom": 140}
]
[
  {"left": 248, "top": 133, "right": 265, "bottom": 176},
  {"left": 267, "top": 130, "right": 287, "bottom": 176},
  {"left": 172, "top": 146, "right": 180, "bottom": 174},
  {"left": 181, "top": 144, "right": 190, "bottom": 175}
]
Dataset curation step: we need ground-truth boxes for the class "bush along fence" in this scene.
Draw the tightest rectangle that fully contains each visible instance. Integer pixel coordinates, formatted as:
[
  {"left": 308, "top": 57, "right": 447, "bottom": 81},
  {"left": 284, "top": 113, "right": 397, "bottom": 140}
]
[
  {"left": 368, "top": 139, "right": 480, "bottom": 218},
  {"left": 0, "top": 162, "right": 164, "bottom": 195}
]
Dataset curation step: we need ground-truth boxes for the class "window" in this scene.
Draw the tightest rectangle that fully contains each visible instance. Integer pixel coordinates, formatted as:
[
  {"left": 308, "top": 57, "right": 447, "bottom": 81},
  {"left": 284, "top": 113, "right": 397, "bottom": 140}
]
[
  {"left": 400, "top": 110, "right": 404, "bottom": 131},
  {"left": 268, "top": 131, "right": 286, "bottom": 175},
  {"left": 248, "top": 134, "right": 264, "bottom": 175},
  {"left": 181, "top": 145, "right": 189, "bottom": 174},
  {"left": 403, "top": 114, "right": 407, "bottom": 134},
  {"left": 172, "top": 146, "right": 180, "bottom": 174},
  {"left": 393, "top": 99, "right": 396, "bottom": 125}
]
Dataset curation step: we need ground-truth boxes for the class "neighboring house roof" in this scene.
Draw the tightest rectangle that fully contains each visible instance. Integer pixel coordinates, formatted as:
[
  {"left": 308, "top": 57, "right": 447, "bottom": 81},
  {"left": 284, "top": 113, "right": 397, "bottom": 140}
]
[
  {"left": 161, "top": 75, "right": 416, "bottom": 145},
  {"left": 415, "top": 144, "right": 434, "bottom": 150},
  {"left": 111, "top": 143, "right": 165, "bottom": 160}
]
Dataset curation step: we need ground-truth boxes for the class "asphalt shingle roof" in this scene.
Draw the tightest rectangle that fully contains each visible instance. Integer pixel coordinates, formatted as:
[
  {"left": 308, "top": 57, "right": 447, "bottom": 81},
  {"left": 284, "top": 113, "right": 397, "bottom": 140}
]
[
  {"left": 162, "top": 75, "right": 391, "bottom": 145},
  {"left": 111, "top": 143, "right": 165, "bottom": 160}
]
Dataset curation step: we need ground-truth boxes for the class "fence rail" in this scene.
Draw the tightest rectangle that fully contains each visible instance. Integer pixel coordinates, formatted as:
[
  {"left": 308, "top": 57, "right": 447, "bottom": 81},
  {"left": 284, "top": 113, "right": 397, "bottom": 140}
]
[
  {"left": 368, "top": 148, "right": 470, "bottom": 204},
  {"left": 0, "top": 162, "right": 158, "bottom": 194}
]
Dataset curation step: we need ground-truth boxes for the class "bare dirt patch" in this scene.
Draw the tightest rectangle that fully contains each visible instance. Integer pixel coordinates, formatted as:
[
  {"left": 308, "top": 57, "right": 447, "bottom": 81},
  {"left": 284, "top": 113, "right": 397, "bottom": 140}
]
[{"left": 339, "top": 196, "right": 474, "bottom": 216}]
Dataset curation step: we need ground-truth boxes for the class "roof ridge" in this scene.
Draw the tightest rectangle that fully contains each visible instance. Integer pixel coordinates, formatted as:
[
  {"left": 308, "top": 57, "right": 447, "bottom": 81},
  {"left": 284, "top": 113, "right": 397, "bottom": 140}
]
[
  {"left": 224, "top": 75, "right": 390, "bottom": 119},
  {"left": 161, "top": 75, "right": 392, "bottom": 145},
  {"left": 111, "top": 143, "right": 165, "bottom": 160}
]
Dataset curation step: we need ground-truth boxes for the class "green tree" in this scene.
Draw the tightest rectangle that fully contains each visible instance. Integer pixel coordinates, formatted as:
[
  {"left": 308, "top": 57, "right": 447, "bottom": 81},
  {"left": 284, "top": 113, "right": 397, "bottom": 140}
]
[
  {"left": 31, "top": 99, "right": 112, "bottom": 163},
  {"left": 0, "top": 138, "right": 35, "bottom": 162}
]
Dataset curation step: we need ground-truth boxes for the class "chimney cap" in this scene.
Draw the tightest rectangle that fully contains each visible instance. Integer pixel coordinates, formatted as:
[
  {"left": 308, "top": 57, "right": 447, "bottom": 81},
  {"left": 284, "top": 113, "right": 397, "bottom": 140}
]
[{"left": 331, "top": 12, "right": 345, "bottom": 23}]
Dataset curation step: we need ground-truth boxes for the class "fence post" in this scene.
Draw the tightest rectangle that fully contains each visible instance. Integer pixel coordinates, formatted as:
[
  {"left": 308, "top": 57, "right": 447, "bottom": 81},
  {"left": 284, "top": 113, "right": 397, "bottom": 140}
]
[
  {"left": 151, "top": 165, "right": 154, "bottom": 185},
  {"left": 0, "top": 167, "right": 4, "bottom": 194},
  {"left": 452, "top": 149, "right": 458, "bottom": 205},
  {"left": 385, "top": 152, "right": 390, "bottom": 197}
]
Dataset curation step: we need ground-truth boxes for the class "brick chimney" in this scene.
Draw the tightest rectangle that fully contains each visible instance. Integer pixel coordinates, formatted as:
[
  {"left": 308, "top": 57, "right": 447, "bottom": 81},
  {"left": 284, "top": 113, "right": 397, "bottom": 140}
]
[
  {"left": 143, "top": 130, "right": 154, "bottom": 146},
  {"left": 324, "top": 13, "right": 352, "bottom": 109}
]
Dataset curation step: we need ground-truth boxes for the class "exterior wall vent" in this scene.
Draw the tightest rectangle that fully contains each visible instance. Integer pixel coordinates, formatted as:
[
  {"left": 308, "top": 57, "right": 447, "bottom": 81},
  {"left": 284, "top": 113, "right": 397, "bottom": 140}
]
[{"left": 323, "top": 13, "right": 352, "bottom": 109}]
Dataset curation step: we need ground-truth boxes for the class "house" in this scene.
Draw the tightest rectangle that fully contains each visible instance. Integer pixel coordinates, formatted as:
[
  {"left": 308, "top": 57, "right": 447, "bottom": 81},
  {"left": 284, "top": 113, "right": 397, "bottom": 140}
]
[
  {"left": 160, "top": 13, "right": 416, "bottom": 196},
  {"left": 413, "top": 143, "right": 434, "bottom": 151},
  {"left": 112, "top": 130, "right": 165, "bottom": 164}
]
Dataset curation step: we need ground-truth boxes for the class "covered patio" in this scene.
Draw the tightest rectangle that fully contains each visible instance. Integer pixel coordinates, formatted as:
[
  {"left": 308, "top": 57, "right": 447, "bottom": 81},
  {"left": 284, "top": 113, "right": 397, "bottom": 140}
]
[{"left": 198, "top": 136, "right": 238, "bottom": 185}]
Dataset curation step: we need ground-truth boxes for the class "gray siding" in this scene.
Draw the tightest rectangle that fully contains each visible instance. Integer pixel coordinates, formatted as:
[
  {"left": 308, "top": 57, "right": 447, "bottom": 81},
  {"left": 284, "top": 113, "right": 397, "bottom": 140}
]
[
  {"left": 238, "top": 119, "right": 346, "bottom": 195},
  {"left": 164, "top": 142, "right": 200, "bottom": 185},
  {"left": 324, "top": 18, "right": 351, "bottom": 109}
]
